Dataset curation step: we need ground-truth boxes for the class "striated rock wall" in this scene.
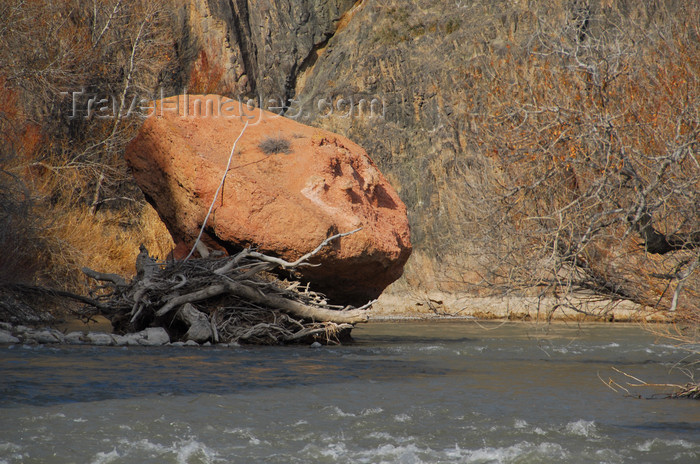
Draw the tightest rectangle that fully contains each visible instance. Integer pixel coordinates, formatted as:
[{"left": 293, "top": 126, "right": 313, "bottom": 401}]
[{"left": 183, "top": 0, "right": 358, "bottom": 99}]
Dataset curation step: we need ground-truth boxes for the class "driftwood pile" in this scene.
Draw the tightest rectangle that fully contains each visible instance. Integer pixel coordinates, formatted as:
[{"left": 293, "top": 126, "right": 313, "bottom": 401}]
[{"left": 82, "top": 230, "right": 372, "bottom": 345}]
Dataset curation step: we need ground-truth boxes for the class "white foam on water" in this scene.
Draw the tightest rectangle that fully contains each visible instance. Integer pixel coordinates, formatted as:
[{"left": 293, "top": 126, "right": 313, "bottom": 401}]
[
  {"left": 318, "top": 442, "right": 348, "bottom": 459},
  {"left": 418, "top": 345, "right": 445, "bottom": 352},
  {"left": 674, "top": 451, "right": 700, "bottom": 462},
  {"left": 401, "top": 441, "right": 570, "bottom": 464},
  {"left": 636, "top": 438, "right": 698, "bottom": 452},
  {"left": 0, "top": 442, "right": 23, "bottom": 464},
  {"left": 564, "top": 419, "right": 598, "bottom": 438},
  {"left": 367, "top": 432, "right": 402, "bottom": 442},
  {"left": 593, "top": 447, "right": 626, "bottom": 462},
  {"left": 361, "top": 407, "right": 384, "bottom": 416},
  {"left": 222, "top": 427, "right": 245, "bottom": 434},
  {"left": 356, "top": 443, "right": 427, "bottom": 464},
  {"left": 289, "top": 430, "right": 317, "bottom": 442},
  {"left": 506, "top": 419, "right": 549, "bottom": 436},
  {"left": 394, "top": 413, "right": 412, "bottom": 422},
  {"left": 0, "top": 444, "right": 20, "bottom": 453},
  {"left": 366, "top": 431, "right": 417, "bottom": 445},
  {"left": 467, "top": 444, "right": 525, "bottom": 462},
  {"left": 635, "top": 439, "right": 654, "bottom": 452},
  {"left": 462, "top": 441, "right": 569, "bottom": 463},
  {"left": 655, "top": 343, "right": 684, "bottom": 351},
  {"left": 300, "top": 436, "right": 572, "bottom": 464},
  {"left": 369, "top": 346, "right": 411, "bottom": 356},
  {"left": 300, "top": 438, "right": 428, "bottom": 463},
  {"left": 367, "top": 431, "right": 395, "bottom": 440},
  {"left": 323, "top": 405, "right": 356, "bottom": 417},
  {"left": 299, "top": 440, "right": 345, "bottom": 460},
  {"left": 30, "top": 412, "right": 66, "bottom": 421},
  {"left": 222, "top": 427, "right": 266, "bottom": 446},
  {"left": 175, "top": 438, "right": 218, "bottom": 464},
  {"left": 118, "top": 437, "right": 168, "bottom": 454},
  {"left": 90, "top": 437, "right": 221, "bottom": 464},
  {"left": 90, "top": 448, "right": 120, "bottom": 464}
]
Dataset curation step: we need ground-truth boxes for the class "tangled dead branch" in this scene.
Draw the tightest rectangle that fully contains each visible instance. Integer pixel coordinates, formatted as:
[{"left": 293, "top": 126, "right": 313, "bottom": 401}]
[
  {"left": 599, "top": 367, "right": 700, "bottom": 400},
  {"left": 82, "top": 230, "right": 372, "bottom": 345}
]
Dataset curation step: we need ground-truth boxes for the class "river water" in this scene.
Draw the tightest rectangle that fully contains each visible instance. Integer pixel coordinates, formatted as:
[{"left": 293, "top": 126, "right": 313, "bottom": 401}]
[{"left": 1, "top": 321, "right": 698, "bottom": 463}]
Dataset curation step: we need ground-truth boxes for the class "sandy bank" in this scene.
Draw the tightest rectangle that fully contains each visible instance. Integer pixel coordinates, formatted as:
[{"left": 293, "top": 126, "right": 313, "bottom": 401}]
[{"left": 370, "top": 292, "right": 671, "bottom": 323}]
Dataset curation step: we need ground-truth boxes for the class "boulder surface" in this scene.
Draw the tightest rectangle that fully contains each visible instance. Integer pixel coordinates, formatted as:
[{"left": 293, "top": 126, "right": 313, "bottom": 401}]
[{"left": 125, "top": 95, "right": 411, "bottom": 304}]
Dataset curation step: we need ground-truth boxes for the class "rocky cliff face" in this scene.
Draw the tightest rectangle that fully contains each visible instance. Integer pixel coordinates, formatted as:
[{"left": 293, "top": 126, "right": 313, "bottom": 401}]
[{"left": 184, "top": 0, "right": 357, "bottom": 99}]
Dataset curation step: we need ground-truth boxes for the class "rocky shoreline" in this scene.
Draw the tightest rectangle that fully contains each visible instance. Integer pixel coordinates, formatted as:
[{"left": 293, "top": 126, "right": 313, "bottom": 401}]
[
  {"left": 0, "top": 322, "right": 234, "bottom": 348},
  {"left": 0, "top": 289, "right": 675, "bottom": 349},
  {"left": 0, "top": 310, "right": 668, "bottom": 350}
]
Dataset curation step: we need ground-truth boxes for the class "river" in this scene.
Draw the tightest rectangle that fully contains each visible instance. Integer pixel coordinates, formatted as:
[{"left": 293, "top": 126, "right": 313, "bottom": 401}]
[{"left": 1, "top": 321, "right": 698, "bottom": 463}]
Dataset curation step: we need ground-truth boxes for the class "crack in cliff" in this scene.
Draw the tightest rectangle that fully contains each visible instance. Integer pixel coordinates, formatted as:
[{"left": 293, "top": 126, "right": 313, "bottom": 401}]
[
  {"left": 228, "top": 0, "right": 258, "bottom": 97},
  {"left": 284, "top": 33, "right": 332, "bottom": 111},
  {"left": 285, "top": 0, "right": 366, "bottom": 111}
]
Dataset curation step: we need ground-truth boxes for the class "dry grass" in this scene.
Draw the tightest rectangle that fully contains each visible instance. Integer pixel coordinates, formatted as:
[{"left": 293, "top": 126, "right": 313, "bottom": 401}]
[
  {"left": 1, "top": 156, "right": 175, "bottom": 321},
  {"left": 37, "top": 202, "right": 174, "bottom": 293}
]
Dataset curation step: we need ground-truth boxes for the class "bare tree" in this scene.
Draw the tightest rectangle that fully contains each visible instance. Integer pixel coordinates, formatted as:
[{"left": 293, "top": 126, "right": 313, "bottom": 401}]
[
  {"left": 0, "top": 0, "right": 180, "bottom": 293},
  {"left": 456, "top": 4, "right": 699, "bottom": 318},
  {"left": 86, "top": 0, "right": 180, "bottom": 213}
]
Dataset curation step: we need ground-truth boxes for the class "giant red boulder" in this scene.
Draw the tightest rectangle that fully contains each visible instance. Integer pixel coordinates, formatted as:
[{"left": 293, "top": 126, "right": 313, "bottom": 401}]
[{"left": 125, "top": 95, "right": 411, "bottom": 304}]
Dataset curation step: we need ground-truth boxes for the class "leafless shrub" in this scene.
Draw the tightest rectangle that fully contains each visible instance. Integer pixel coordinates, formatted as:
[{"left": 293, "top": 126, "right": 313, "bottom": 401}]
[
  {"left": 258, "top": 135, "right": 292, "bottom": 155},
  {"left": 0, "top": 0, "right": 180, "bottom": 293},
  {"left": 0, "top": 170, "right": 41, "bottom": 285},
  {"left": 456, "top": 4, "right": 700, "bottom": 318}
]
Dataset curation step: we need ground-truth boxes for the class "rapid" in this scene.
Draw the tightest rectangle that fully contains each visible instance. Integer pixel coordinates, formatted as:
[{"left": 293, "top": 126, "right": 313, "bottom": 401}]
[{"left": 1, "top": 322, "right": 698, "bottom": 463}]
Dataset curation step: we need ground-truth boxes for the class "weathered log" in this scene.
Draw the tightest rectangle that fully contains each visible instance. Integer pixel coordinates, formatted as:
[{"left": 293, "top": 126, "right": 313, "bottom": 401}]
[
  {"left": 176, "top": 303, "right": 213, "bottom": 343},
  {"left": 156, "top": 284, "right": 227, "bottom": 317},
  {"left": 81, "top": 267, "right": 127, "bottom": 287},
  {"left": 213, "top": 249, "right": 251, "bottom": 275},
  {"left": 223, "top": 281, "right": 369, "bottom": 324},
  {"left": 283, "top": 323, "right": 354, "bottom": 342}
]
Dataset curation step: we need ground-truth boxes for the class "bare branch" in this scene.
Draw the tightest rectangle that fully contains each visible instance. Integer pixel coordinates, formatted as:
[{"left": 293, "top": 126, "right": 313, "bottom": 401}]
[
  {"left": 245, "top": 228, "right": 363, "bottom": 268},
  {"left": 185, "top": 121, "right": 250, "bottom": 260}
]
